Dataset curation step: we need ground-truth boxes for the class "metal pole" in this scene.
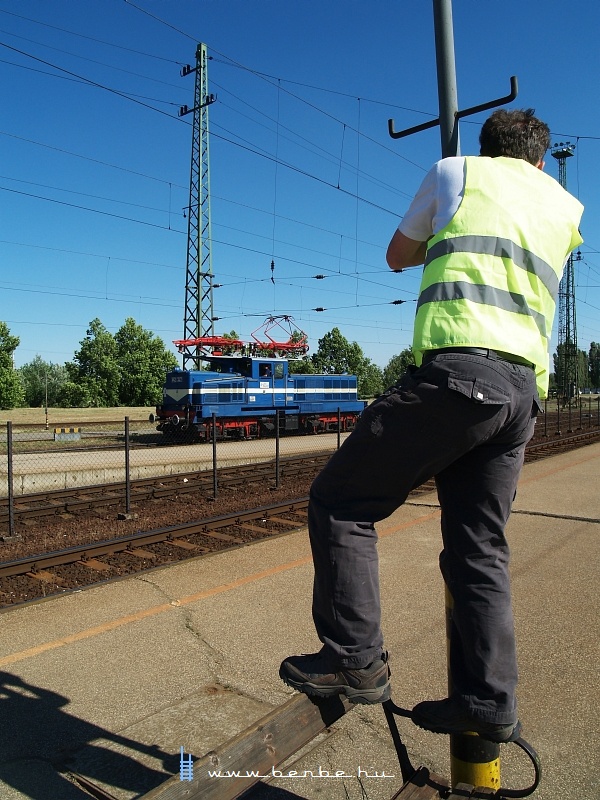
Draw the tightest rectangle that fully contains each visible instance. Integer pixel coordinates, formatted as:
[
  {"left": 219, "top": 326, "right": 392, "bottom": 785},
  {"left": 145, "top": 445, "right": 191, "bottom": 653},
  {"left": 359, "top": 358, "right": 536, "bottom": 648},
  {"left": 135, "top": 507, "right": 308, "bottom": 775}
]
[
  {"left": 433, "top": 0, "right": 460, "bottom": 157},
  {"left": 433, "top": 1, "right": 500, "bottom": 788},
  {"left": 544, "top": 398, "right": 548, "bottom": 437},
  {"left": 275, "top": 410, "right": 281, "bottom": 489},
  {"left": 7, "top": 421, "right": 15, "bottom": 539},
  {"left": 45, "top": 374, "right": 49, "bottom": 430},
  {"left": 337, "top": 408, "right": 341, "bottom": 450},
  {"left": 212, "top": 412, "right": 218, "bottom": 498},
  {"left": 446, "top": 586, "right": 500, "bottom": 787},
  {"left": 124, "top": 416, "right": 131, "bottom": 514}
]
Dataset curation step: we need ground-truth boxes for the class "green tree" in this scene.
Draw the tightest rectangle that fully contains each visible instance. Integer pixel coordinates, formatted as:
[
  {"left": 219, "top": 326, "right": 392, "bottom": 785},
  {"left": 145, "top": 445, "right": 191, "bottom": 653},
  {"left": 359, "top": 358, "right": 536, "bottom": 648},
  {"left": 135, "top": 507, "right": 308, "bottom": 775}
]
[
  {"left": 18, "top": 356, "right": 69, "bottom": 407},
  {"left": 0, "top": 322, "right": 24, "bottom": 409},
  {"left": 578, "top": 349, "right": 589, "bottom": 389},
  {"left": 382, "top": 348, "right": 415, "bottom": 388},
  {"left": 359, "top": 360, "right": 384, "bottom": 398},
  {"left": 65, "top": 318, "right": 120, "bottom": 407},
  {"left": 57, "top": 380, "right": 93, "bottom": 408},
  {"left": 114, "top": 318, "right": 178, "bottom": 406},
  {"left": 288, "top": 357, "right": 316, "bottom": 375},
  {"left": 589, "top": 342, "right": 600, "bottom": 388},
  {"left": 311, "top": 328, "right": 360, "bottom": 375},
  {"left": 553, "top": 343, "right": 589, "bottom": 397},
  {"left": 311, "top": 328, "right": 383, "bottom": 398}
]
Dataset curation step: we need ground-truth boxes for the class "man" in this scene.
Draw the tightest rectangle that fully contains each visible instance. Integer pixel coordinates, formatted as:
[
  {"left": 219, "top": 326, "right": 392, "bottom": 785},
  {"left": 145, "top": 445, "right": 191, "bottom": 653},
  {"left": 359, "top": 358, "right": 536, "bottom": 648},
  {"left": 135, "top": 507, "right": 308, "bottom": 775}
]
[{"left": 279, "top": 109, "right": 583, "bottom": 743}]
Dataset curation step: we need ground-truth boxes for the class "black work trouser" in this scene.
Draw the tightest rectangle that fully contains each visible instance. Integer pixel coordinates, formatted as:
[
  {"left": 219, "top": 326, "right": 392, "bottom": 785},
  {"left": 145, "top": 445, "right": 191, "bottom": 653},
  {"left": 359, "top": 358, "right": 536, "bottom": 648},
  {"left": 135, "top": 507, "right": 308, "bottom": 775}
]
[{"left": 308, "top": 351, "right": 539, "bottom": 724}]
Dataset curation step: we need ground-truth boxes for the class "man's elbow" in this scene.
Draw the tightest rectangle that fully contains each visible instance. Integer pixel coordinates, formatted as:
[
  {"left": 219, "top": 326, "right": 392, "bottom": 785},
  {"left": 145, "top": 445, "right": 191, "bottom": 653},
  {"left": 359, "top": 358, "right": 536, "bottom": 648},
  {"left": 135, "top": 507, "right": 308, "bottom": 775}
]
[
  {"left": 386, "top": 230, "right": 426, "bottom": 271},
  {"left": 386, "top": 243, "right": 402, "bottom": 271}
]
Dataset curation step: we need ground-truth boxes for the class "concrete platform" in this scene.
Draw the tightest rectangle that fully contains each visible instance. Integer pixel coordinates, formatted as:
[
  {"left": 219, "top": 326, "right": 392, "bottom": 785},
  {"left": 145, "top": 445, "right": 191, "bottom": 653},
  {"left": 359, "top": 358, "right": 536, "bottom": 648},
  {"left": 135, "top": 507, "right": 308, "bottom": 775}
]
[{"left": 0, "top": 444, "right": 598, "bottom": 799}]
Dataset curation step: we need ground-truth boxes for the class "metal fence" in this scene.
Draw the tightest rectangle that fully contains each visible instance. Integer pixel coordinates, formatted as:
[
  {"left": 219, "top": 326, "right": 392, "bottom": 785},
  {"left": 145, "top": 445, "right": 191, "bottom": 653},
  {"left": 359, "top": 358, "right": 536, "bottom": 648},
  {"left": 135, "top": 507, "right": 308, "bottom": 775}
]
[
  {"left": 0, "top": 410, "right": 349, "bottom": 539},
  {"left": 2, "top": 398, "right": 600, "bottom": 539}
]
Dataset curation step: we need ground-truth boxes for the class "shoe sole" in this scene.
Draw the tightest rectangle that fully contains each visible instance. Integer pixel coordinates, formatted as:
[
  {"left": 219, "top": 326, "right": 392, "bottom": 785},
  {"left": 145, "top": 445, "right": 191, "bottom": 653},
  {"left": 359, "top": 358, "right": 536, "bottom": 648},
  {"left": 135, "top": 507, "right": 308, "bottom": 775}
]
[
  {"left": 279, "top": 669, "right": 391, "bottom": 705},
  {"left": 411, "top": 715, "right": 522, "bottom": 743}
]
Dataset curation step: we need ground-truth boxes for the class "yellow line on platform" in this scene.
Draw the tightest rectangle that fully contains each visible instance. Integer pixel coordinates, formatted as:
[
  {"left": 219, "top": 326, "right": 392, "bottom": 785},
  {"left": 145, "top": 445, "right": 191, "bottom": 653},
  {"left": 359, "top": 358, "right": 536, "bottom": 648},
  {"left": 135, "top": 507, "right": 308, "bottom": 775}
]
[
  {"left": 2, "top": 450, "right": 597, "bottom": 667},
  {"left": 0, "top": 511, "right": 440, "bottom": 668}
]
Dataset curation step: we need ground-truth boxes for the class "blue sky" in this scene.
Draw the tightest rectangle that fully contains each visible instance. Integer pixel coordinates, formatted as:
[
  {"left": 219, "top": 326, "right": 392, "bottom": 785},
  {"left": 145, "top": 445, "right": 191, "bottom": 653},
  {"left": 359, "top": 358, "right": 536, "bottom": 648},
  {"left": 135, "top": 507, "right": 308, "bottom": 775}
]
[{"left": 1, "top": 0, "right": 599, "bottom": 371}]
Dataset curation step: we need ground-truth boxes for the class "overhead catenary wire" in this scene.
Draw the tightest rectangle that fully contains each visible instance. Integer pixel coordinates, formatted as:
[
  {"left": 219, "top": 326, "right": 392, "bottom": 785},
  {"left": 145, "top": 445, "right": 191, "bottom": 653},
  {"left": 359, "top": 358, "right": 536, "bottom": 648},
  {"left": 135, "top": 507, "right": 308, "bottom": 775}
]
[
  {"left": 3, "top": 3, "right": 600, "bottom": 361},
  {"left": 3, "top": 29, "right": 597, "bottom": 260},
  {"left": 0, "top": 40, "right": 179, "bottom": 120},
  {"left": 0, "top": 7, "right": 186, "bottom": 64},
  {"left": 0, "top": 40, "right": 408, "bottom": 219}
]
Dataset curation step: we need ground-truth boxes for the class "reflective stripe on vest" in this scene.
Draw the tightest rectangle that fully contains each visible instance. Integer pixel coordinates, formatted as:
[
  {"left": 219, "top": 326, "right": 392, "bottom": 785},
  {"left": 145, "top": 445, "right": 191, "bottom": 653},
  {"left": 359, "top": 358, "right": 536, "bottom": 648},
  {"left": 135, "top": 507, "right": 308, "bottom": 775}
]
[
  {"left": 416, "top": 280, "right": 549, "bottom": 339},
  {"left": 424, "top": 235, "right": 560, "bottom": 299}
]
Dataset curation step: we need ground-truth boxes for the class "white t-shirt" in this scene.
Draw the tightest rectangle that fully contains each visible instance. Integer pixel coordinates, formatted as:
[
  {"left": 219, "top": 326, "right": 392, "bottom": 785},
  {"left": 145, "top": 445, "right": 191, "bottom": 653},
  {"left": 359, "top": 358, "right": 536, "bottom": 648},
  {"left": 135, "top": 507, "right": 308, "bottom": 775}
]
[
  {"left": 398, "top": 156, "right": 466, "bottom": 241},
  {"left": 398, "top": 156, "right": 570, "bottom": 271}
]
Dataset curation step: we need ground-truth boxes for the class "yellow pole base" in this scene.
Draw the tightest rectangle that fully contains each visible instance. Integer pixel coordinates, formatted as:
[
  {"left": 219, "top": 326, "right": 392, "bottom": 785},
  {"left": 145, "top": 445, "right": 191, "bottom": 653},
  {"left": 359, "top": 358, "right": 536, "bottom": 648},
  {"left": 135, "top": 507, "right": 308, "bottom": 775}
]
[
  {"left": 450, "top": 732, "right": 501, "bottom": 789},
  {"left": 446, "top": 586, "right": 502, "bottom": 789}
]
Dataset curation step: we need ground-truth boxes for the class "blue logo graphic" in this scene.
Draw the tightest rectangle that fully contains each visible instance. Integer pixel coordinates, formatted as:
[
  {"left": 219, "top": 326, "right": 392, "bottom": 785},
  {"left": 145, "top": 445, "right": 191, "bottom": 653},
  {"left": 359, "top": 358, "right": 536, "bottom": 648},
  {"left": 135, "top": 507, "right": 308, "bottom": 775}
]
[{"left": 180, "top": 746, "right": 194, "bottom": 782}]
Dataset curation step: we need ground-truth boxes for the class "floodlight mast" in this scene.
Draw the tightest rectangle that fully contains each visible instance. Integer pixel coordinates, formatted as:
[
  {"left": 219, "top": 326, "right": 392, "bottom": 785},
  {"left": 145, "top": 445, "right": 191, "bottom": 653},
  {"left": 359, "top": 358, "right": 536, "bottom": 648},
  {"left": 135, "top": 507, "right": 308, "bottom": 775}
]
[
  {"left": 179, "top": 43, "right": 216, "bottom": 369},
  {"left": 551, "top": 143, "right": 580, "bottom": 403}
]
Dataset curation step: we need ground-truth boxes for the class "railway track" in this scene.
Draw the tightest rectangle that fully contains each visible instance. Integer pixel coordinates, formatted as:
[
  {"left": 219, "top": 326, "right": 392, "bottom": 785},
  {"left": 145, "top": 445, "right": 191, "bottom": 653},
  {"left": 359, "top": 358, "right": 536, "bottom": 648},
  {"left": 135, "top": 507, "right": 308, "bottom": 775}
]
[
  {"left": 525, "top": 427, "right": 600, "bottom": 460},
  {"left": 0, "top": 497, "right": 310, "bottom": 584},
  {"left": 0, "top": 428, "right": 598, "bottom": 608},
  {"left": 0, "top": 452, "right": 331, "bottom": 526},
  {"left": 0, "top": 478, "right": 437, "bottom": 608}
]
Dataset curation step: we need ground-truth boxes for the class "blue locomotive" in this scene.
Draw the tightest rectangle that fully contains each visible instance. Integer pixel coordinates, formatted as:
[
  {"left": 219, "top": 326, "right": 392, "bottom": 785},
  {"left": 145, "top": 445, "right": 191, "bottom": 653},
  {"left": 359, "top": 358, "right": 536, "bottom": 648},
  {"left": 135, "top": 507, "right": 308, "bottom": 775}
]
[{"left": 151, "top": 320, "right": 366, "bottom": 440}]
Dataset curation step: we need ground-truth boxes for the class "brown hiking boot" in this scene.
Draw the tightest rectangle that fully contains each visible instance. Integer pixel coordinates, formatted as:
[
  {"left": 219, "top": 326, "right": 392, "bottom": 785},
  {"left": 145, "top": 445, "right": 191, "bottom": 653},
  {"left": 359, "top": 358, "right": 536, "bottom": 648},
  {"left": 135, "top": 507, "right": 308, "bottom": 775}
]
[{"left": 279, "top": 650, "right": 391, "bottom": 705}]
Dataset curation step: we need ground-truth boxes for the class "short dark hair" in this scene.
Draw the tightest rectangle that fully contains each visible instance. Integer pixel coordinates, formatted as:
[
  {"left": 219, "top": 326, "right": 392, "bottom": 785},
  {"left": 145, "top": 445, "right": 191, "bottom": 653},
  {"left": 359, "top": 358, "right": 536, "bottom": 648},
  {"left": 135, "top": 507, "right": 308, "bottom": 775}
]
[{"left": 479, "top": 108, "right": 550, "bottom": 165}]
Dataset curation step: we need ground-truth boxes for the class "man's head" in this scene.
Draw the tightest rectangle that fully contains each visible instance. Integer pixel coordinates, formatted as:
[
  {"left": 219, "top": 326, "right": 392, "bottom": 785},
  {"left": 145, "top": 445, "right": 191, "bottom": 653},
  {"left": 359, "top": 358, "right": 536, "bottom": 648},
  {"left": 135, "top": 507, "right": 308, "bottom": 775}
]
[{"left": 479, "top": 108, "right": 550, "bottom": 166}]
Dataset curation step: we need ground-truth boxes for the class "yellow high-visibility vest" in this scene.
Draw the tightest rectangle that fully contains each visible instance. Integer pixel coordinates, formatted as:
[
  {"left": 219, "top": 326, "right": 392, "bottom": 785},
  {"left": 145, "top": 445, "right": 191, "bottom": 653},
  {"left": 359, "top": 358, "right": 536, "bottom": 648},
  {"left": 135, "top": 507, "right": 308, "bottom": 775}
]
[{"left": 413, "top": 157, "right": 583, "bottom": 397}]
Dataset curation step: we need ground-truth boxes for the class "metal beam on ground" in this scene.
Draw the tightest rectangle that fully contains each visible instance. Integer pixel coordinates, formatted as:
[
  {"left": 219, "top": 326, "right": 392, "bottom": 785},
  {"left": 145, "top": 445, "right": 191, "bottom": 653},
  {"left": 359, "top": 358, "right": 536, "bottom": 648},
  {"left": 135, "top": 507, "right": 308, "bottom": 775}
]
[{"left": 138, "top": 692, "right": 355, "bottom": 800}]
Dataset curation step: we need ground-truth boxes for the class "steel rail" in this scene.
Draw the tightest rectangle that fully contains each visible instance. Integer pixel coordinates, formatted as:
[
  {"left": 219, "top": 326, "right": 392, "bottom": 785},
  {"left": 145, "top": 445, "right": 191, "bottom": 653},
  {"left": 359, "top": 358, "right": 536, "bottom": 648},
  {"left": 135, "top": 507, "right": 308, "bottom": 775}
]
[
  {"left": 0, "top": 498, "right": 311, "bottom": 580},
  {"left": 0, "top": 453, "right": 330, "bottom": 524},
  {"left": 525, "top": 428, "right": 600, "bottom": 458}
]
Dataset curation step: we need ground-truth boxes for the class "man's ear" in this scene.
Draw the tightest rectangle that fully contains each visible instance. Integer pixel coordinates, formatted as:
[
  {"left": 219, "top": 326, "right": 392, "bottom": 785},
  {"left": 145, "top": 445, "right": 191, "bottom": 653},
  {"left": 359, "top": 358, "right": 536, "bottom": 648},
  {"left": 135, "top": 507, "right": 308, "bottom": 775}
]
[{"left": 537, "top": 160, "right": 545, "bottom": 171}]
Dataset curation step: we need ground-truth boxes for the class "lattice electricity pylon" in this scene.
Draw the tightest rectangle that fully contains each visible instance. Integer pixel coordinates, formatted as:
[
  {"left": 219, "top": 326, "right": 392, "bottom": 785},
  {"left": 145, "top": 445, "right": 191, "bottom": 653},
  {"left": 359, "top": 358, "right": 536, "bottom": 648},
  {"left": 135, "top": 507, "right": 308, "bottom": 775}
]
[
  {"left": 551, "top": 143, "right": 579, "bottom": 402},
  {"left": 179, "top": 43, "right": 216, "bottom": 369}
]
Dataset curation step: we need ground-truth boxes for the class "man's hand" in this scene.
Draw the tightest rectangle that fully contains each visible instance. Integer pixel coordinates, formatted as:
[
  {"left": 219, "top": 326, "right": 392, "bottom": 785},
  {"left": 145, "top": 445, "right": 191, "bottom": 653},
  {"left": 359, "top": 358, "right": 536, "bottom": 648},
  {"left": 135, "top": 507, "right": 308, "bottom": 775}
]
[{"left": 386, "top": 229, "right": 427, "bottom": 271}]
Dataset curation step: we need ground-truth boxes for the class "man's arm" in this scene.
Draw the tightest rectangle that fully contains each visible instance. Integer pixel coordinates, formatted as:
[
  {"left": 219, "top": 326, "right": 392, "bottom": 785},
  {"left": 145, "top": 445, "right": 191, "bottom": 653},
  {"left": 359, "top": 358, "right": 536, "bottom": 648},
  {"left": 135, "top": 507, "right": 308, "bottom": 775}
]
[{"left": 386, "top": 229, "right": 428, "bottom": 271}]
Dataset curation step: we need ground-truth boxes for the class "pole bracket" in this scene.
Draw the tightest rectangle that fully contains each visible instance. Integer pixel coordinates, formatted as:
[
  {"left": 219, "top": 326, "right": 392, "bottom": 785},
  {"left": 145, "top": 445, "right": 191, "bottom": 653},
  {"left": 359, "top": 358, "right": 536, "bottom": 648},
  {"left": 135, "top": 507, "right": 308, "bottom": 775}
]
[
  {"left": 388, "top": 76, "right": 518, "bottom": 140},
  {"left": 382, "top": 699, "right": 542, "bottom": 798}
]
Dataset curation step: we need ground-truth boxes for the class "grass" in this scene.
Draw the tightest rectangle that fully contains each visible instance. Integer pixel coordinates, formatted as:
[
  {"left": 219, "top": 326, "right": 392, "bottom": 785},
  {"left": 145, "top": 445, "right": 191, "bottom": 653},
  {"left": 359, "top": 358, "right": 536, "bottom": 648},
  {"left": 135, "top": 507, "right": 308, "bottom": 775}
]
[{"left": 0, "top": 407, "right": 154, "bottom": 426}]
